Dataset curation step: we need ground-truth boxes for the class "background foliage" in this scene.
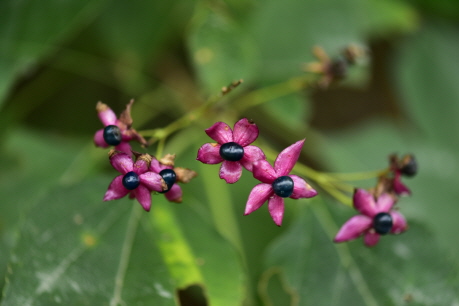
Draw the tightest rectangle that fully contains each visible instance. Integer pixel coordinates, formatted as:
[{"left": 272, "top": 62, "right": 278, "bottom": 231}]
[{"left": 1, "top": 0, "right": 459, "bottom": 305}]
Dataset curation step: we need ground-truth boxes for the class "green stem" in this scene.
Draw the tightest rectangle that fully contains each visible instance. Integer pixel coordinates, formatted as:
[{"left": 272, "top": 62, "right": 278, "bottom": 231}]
[{"left": 233, "top": 75, "right": 314, "bottom": 112}]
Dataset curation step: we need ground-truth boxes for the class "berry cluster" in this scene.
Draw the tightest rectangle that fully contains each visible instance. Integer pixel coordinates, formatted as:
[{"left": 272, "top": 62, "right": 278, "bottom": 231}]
[
  {"left": 197, "top": 118, "right": 318, "bottom": 226},
  {"left": 95, "top": 101, "right": 197, "bottom": 211},
  {"left": 334, "top": 154, "right": 418, "bottom": 247}
]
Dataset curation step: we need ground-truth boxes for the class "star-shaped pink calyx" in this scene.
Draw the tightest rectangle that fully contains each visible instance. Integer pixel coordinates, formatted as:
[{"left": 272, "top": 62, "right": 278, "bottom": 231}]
[
  {"left": 103, "top": 150, "right": 167, "bottom": 211},
  {"left": 196, "top": 118, "right": 266, "bottom": 183},
  {"left": 94, "top": 100, "right": 147, "bottom": 155},
  {"left": 243, "top": 139, "right": 317, "bottom": 226},
  {"left": 334, "top": 189, "right": 408, "bottom": 247}
]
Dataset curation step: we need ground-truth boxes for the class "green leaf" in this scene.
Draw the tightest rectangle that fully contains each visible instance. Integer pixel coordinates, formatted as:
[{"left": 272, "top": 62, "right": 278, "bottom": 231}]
[
  {"left": 396, "top": 22, "right": 459, "bottom": 151},
  {"left": 261, "top": 197, "right": 459, "bottom": 306},
  {"left": 188, "top": 6, "right": 259, "bottom": 93},
  {"left": 1, "top": 177, "right": 245, "bottom": 305},
  {"left": 0, "top": 0, "right": 109, "bottom": 108}
]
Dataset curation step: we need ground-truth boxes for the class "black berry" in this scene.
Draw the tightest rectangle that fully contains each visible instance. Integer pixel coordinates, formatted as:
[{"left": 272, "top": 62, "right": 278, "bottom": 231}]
[
  {"left": 272, "top": 176, "right": 294, "bottom": 198},
  {"left": 373, "top": 212, "right": 393, "bottom": 235},
  {"left": 159, "top": 169, "right": 176, "bottom": 193},
  {"left": 219, "top": 142, "right": 244, "bottom": 161},
  {"left": 103, "top": 125, "right": 122, "bottom": 146},
  {"left": 122, "top": 171, "right": 140, "bottom": 190},
  {"left": 400, "top": 155, "right": 417, "bottom": 177}
]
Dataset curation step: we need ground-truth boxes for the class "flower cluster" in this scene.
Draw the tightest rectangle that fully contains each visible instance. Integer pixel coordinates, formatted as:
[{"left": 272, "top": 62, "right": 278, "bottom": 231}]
[
  {"left": 334, "top": 154, "right": 417, "bottom": 247},
  {"left": 197, "top": 118, "right": 317, "bottom": 226},
  {"left": 103, "top": 150, "right": 197, "bottom": 211},
  {"left": 95, "top": 101, "right": 197, "bottom": 211}
]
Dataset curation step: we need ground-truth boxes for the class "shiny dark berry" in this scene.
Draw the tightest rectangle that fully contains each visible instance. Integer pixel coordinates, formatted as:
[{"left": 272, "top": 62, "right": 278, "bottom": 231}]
[
  {"left": 103, "top": 125, "right": 122, "bottom": 146},
  {"left": 400, "top": 155, "right": 417, "bottom": 177},
  {"left": 122, "top": 171, "right": 140, "bottom": 190},
  {"left": 328, "top": 58, "right": 348, "bottom": 79},
  {"left": 159, "top": 169, "right": 176, "bottom": 193},
  {"left": 219, "top": 142, "right": 244, "bottom": 161},
  {"left": 373, "top": 212, "right": 393, "bottom": 235},
  {"left": 272, "top": 176, "right": 294, "bottom": 198}
]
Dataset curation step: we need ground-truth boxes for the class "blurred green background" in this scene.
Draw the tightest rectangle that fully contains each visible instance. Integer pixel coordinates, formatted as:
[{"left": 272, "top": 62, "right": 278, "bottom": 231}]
[{"left": 1, "top": 0, "right": 459, "bottom": 305}]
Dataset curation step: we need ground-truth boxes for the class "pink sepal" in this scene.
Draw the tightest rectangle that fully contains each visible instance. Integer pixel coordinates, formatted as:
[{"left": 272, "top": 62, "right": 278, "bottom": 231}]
[
  {"left": 133, "top": 185, "right": 152, "bottom": 211},
  {"left": 219, "top": 160, "right": 243, "bottom": 183},
  {"left": 94, "top": 129, "right": 109, "bottom": 148},
  {"left": 103, "top": 176, "right": 130, "bottom": 201},
  {"left": 334, "top": 215, "right": 372, "bottom": 242},
  {"left": 252, "top": 160, "right": 277, "bottom": 184},
  {"left": 274, "top": 139, "right": 305, "bottom": 176},
  {"left": 196, "top": 143, "right": 223, "bottom": 164},
  {"left": 353, "top": 189, "right": 378, "bottom": 217},
  {"left": 98, "top": 105, "right": 117, "bottom": 126},
  {"left": 289, "top": 175, "right": 318, "bottom": 199},
  {"left": 244, "top": 183, "right": 273, "bottom": 215},
  {"left": 268, "top": 195, "right": 285, "bottom": 226},
  {"left": 375, "top": 193, "right": 395, "bottom": 213},
  {"left": 114, "top": 142, "right": 132, "bottom": 155},
  {"left": 364, "top": 231, "right": 380, "bottom": 247},
  {"left": 390, "top": 211, "right": 408, "bottom": 234},
  {"left": 165, "top": 184, "right": 183, "bottom": 203},
  {"left": 139, "top": 172, "right": 164, "bottom": 192},
  {"left": 109, "top": 152, "right": 133, "bottom": 175},
  {"left": 205, "top": 122, "right": 233, "bottom": 144},
  {"left": 233, "top": 118, "right": 259, "bottom": 147}
]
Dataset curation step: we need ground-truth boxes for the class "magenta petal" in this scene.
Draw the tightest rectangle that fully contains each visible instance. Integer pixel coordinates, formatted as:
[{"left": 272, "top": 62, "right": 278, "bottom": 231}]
[
  {"left": 110, "top": 152, "right": 134, "bottom": 174},
  {"left": 375, "top": 193, "right": 395, "bottom": 213},
  {"left": 205, "top": 122, "right": 233, "bottom": 144},
  {"left": 334, "top": 215, "right": 372, "bottom": 243},
  {"left": 149, "top": 157, "right": 162, "bottom": 173},
  {"left": 289, "top": 175, "right": 318, "bottom": 199},
  {"left": 133, "top": 159, "right": 149, "bottom": 175},
  {"left": 98, "top": 106, "right": 117, "bottom": 126},
  {"left": 103, "top": 176, "right": 129, "bottom": 201},
  {"left": 165, "top": 184, "right": 183, "bottom": 203},
  {"left": 244, "top": 183, "right": 273, "bottom": 215},
  {"left": 197, "top": 143, "right": 224, "bottom": 164},
  {"left": 133, "top": 185, "right": 152, "bottom": 211},
  {"left": 252, "top": 160, "right": 277, "bottom": 184},
  {"left": 94, "top": 129, "right": 109, "bottom": 148},
  {"left": 114, "top": 142, "right": 132, "bottom": 155},
  {"left": 274, "top": 139, "right": 305, "bottom": 176},
  {"left": 232, "top": 118, "right": 259, "bottom": 147},
  {"left": 353, "top": 189, "right": 378, "bottom": 217},
  {"left": 393, "top": 172, "right": 411, "bottom": 196},
  {"left": 390, "top": 211, "right": 408, "bottom": 234},
  {"left": 268, "top": 195, "right": 285, "bottom": 226},
  {"left": 364, "top": 231, "right": 380, "bottom": 247},
  {"left": 239, "top": 145, "right": 266, "bottom": 172},
  {"left": 219, "top": 160, "right": 243, "bottom": 183},
  {"left": 139, "top": 172, "right": 164, "bottom": 192}
]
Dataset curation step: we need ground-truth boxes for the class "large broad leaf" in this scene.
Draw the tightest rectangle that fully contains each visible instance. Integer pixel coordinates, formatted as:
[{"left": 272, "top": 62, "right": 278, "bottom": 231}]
[
  {"left": 261, "top": 197, "right": 459, "bottom": 306},
  {"left": 395, "top": 22, "right": 459, "bottom": 152},
  {"left": 1, "top": 178, "right": 244, "bottom": 305},
  {"left": 0, "top": 0, "right": 108, "bottom": 108}
]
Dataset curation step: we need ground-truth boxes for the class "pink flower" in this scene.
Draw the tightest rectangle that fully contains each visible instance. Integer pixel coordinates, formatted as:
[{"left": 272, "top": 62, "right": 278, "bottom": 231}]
[
  {"left": 334, "top": 189, "right": 408, "bottom": 247},
  {"left": 103, "top": 150, "right": 166, "bottom": 211},
  {"left": 243, "top": 140, "right": 317, "bottom": 226},
  {"left": 196, "top": 118, "right": 266, "bottom": 183},
  {"left": 94, "top": 100, "right": 146, "bottom": 155}
]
